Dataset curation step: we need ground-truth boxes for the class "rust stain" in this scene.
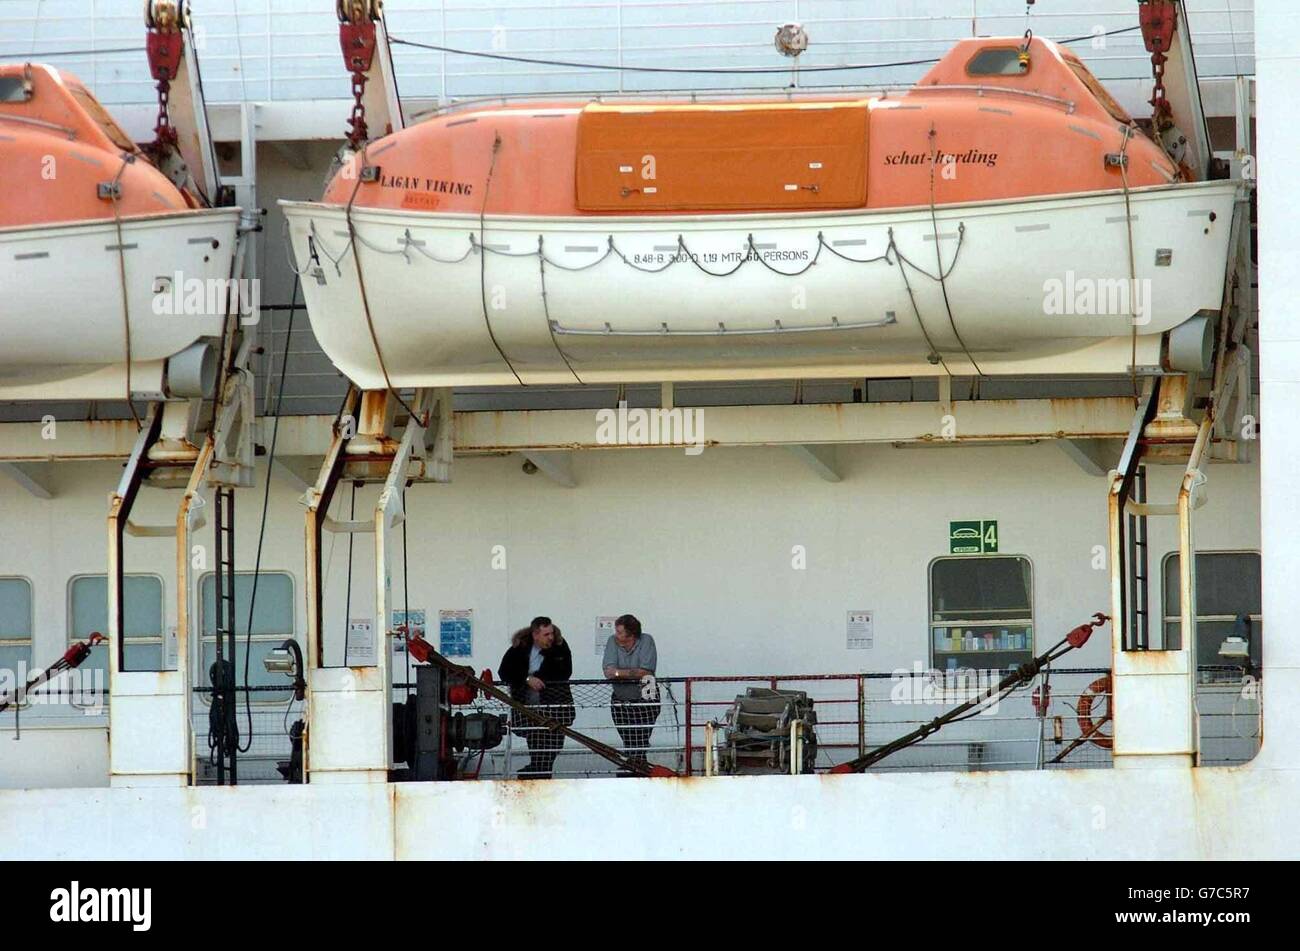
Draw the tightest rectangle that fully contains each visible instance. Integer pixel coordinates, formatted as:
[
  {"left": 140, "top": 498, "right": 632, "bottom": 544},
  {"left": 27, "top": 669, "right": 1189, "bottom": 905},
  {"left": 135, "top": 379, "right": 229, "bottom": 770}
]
[{"left": 488, "top": 776, "right": 564, "bottom": 830}]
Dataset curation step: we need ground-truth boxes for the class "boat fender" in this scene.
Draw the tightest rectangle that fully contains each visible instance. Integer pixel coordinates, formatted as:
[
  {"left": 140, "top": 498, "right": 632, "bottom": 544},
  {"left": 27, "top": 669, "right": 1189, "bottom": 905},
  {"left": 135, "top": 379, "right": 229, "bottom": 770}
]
[
  {"left": 164, "top": 340, "right": 218, "bottom": 398},
  {"left": 1167, "top": 314, "right": 1213, "bottom": 374}
]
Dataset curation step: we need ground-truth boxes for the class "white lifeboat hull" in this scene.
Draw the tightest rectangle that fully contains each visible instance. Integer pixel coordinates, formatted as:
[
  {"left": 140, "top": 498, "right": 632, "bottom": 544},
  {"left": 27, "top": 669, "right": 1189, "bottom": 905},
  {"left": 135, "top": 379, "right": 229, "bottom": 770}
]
[
  {"left": 0, "top": 208, "right": 241, "bottom": 401},
  {"left": 281, "top": 180, "right": 1238, "bottom": 388}
]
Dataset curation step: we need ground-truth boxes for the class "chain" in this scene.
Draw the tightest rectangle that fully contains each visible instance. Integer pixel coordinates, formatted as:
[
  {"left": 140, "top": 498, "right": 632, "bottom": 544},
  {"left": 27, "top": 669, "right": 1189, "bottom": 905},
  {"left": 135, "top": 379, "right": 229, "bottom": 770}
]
[
  {"left": 1139, "top": 0, "right": 1177, "bottom": 130},
  {"left": 144, "top": 2, "right": 183, "bottom": 158},
  {"left": 153, "top": 76, "right": 177, "bottom": 150},
  {"left": 338, "top": 3, "right": 378, "bottom": 149},
  {"left": 347, "top": 68, "right": 369, "bottom": 148},
  {"left": 1150, "top": 49, "right": 1170, "bottom": 125}
]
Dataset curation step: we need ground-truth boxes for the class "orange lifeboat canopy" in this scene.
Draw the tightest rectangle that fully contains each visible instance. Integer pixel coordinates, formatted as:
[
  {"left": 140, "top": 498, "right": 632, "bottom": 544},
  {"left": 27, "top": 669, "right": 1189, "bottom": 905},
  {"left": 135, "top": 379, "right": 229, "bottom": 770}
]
[
  {"left": 0, "top": 63, "right": 192, "bottom": 231},
  {"left": 323, "top": 36, "right": 1181, "bottom": 219}
]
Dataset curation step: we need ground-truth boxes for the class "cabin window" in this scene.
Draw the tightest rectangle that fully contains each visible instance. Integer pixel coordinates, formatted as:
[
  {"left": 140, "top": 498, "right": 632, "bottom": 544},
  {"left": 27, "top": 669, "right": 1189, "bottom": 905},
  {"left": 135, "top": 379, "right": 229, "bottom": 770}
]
[
  {"left": 930, "top": 556, "right": 1034, "bottom": 670},
  {"left": 0, "top": 77, "right": 32, "bottom": 102},
  {"left": 0, "top": 577, "right": 33, "bottom": 674},
  {"left": 67, "top": 84, "right": 138, "bottom": 153},
  {"left": 1161, "top": 551, "right": 1262, "bottom": 682},
  {"left": 69, "top": 574, "right": 166, "bottom": 674},
  {"left": 966, "top": 48, "right": 1029, "bottom": 77},
  {"left": 1065, "top": 59, "right": 1132, "bottom": 124},
  {"left": 198, "top": 572, "right": 296, "bottom": 703}
]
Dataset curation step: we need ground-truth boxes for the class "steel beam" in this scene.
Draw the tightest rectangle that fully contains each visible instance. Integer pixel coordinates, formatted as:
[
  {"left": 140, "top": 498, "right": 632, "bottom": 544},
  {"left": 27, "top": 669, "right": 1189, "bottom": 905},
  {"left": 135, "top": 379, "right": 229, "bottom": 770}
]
[
  {"left": 0, "top": 397, "right": 1153, "bottom": 465},
  {"left": 785, "top": 444, "right": 842, "bottom": 482},
  {"left": 519, "top": 451, "right": 577, "bottom": 487},
  {"left": 0, "top": 462, "right": 54, "bottom": 498}
]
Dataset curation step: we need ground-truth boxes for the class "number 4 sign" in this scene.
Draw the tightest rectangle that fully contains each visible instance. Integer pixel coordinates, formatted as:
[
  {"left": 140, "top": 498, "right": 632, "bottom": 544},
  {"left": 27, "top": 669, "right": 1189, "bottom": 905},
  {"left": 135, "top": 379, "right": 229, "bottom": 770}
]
[{"left": 950, "top": 520, "right": 998, "bottom": 554}]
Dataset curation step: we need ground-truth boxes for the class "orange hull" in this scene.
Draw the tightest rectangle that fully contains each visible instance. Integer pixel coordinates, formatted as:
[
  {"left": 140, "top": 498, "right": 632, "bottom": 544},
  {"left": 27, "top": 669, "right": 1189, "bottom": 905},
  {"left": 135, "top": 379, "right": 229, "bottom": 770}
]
[
  {"left": 0, "top": 63, "right": 191, "bottom": 229},
  {"left": 323, "top": 37, "right": 1181, "bottom": 217}
]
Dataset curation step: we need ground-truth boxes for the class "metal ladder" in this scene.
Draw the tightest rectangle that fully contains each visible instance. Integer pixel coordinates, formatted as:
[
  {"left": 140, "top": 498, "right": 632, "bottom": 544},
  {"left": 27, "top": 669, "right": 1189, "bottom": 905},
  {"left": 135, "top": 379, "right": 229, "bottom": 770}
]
[
  {"left": 1127, "top": 465, "right": 1151, "bottom": 650},
  {"left": 212, "top": 486, "right": 238, "bottom": 784}
]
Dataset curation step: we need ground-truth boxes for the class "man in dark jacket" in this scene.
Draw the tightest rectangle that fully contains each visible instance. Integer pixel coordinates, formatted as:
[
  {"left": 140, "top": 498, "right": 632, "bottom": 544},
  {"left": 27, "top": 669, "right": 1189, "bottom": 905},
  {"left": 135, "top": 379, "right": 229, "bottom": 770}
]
[{"left": 497, "top": 617, "right": 575, "bottom": 779}]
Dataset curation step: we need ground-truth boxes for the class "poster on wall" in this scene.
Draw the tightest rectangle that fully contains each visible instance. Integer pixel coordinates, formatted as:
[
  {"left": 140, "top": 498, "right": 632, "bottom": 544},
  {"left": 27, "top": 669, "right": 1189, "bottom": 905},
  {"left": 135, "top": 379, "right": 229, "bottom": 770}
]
[
  {"left": 595, "top": 615, "right": 617, "bottom": 656},
  {"left": 346, "top": 618, "right": 376, "bottom": 666},
  {"left": 847, "top": 611, "right": 874, "bottom": 650},
  {"left": 392, "top": 609, "right": 427, "bottom": 662},
  {"left": 438, "top": 609, "right": 473, "bottom": 657}
]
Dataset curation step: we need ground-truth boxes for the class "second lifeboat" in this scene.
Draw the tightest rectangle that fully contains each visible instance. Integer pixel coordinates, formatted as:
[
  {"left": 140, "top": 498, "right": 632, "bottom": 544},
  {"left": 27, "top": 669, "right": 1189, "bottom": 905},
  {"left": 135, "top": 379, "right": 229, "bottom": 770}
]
[{"left": 282, "top": 36, "right": 1238, "bottom": 388}]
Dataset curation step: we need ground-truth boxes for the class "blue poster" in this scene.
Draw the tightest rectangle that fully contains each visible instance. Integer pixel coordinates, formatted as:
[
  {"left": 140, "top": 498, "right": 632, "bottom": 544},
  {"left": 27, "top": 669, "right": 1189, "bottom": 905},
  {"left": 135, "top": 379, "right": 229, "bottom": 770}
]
[{"left": 438, "top": 609, "right": 473, "bottom": 657}]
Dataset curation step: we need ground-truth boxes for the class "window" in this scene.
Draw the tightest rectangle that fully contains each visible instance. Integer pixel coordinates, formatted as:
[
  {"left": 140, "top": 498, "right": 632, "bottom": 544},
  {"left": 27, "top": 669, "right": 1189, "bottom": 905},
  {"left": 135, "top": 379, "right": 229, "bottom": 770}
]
[
  {"left": 1162, "top": 551, "right": 1262, "bottom": 681},
  {"left": 1064, "top": 57, "right": 1132, "bottom": 124},
  {"left": 68, "top": 574, "right": 166, "bottom": 674},
  {"left": 66, "top": 82, "right": 138, "bottom": 153},
  {"left": 966, "top": 47, "right": 1029, "bottom": 77},
  {"left": 0, "top": 577, "right": 33, "bottom": 673},
  {"left": 198, "top": 572, "right": 296, "bottom": 703},
  {"left": 930, "top": 556, "right": 1034, "bottom": 670}
]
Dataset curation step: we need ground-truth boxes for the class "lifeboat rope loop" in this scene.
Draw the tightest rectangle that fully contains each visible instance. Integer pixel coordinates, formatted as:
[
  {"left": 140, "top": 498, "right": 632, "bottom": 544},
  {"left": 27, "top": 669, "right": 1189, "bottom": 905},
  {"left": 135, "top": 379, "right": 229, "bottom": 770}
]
[
  {"left": 313, "top": 213, "right": 975, "bottom": 358},
  {"left": 309, "top": 220, "right": 965, "bottom": 283},
  {"left": 282, "top": 219, "right": 314, "bottom": 276},
  {"left": 107, "top": 153, "right": 144, "bottom": 431}
]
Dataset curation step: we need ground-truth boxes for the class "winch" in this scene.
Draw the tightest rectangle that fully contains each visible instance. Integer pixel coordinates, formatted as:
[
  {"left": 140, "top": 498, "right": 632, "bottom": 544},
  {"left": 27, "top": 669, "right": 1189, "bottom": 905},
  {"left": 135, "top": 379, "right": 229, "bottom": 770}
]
[{"left": 720, "top": 688, "right": 818, "bottom": 775}]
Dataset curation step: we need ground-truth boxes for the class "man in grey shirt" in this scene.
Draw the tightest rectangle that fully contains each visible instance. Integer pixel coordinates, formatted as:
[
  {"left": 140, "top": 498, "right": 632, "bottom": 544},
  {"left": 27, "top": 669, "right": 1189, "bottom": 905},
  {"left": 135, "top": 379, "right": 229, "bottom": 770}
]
[{"left": 602, "top": 614, "right": 659, "bottom": 774}]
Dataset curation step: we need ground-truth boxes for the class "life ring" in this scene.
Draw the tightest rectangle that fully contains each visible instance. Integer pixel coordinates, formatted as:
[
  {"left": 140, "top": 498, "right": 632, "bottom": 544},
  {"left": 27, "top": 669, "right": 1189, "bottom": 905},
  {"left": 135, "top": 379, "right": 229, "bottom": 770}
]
[{"left": 1076, "top": 674, "right": 1113, "bottom": 750}]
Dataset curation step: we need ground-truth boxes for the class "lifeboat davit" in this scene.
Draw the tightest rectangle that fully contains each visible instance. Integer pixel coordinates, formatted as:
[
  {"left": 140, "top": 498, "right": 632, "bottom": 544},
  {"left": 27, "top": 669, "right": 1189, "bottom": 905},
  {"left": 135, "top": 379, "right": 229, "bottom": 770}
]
[
  {"left": 0, "top": 64, "right": 239, "bottom": 401},
  {"left": 282, "top": 37, "right": 1239, "bottom": 388}
]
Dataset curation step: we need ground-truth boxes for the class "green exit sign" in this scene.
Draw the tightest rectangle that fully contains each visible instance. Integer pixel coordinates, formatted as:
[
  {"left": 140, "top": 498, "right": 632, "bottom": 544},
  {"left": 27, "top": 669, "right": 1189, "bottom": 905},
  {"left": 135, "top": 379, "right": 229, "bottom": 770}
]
[{"left": 950, "top": 520, "right": 998, "bottom": 554}]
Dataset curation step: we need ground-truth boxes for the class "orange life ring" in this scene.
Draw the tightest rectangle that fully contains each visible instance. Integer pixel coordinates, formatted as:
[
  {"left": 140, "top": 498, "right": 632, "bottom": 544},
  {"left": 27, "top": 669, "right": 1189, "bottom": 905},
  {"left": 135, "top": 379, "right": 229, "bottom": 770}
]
[{"left": 1077, "top": 674, "right": 1113, "bottom": 750}]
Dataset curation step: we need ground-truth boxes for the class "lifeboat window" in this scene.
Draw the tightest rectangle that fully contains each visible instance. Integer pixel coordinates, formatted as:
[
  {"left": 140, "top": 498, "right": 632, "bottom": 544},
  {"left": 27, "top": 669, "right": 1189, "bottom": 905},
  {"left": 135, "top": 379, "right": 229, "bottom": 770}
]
[
  {"left": 198, "top": 571, "right": 297, "bottom": 703},
  {"left": 0, "top": 577, "right": 33, "bottom": 674},
  {"left": 69, "top": 573, "right": 165, "bottom": 675},
  {"left": 67, "top": 85, "right": 138, "bottom": 152},
  {"left": 929, "top": 556, "right": 1034, "bottom": 669},
  {"left": 0, "top": 77, "right": 32, "bottom": 102},
  {"left": 966, "top": 48, "right": 1029, "bottom": 77},
  {"left": 1161, "top": 551, "right": 1262, "bottom": 678},
  {"left": 1065, "top": 59, "right": 1132, "bottom": 123}
]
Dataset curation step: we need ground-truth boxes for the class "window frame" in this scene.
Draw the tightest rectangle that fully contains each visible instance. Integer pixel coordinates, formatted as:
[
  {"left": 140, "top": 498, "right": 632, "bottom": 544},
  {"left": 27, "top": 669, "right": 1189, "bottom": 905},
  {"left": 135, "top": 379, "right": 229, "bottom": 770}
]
[
  {"left": 0, "top": 575, "right": 35, "bottom": 676},
  {"left": 1061, "top": 54, "right": 1133, "bottom": 124},
  {"left": 928, "top": 554, "right": 1036, "bottom": 669},
  {"left": 965, "top": 46, "right": 1032, "bottom": 78},
  {"left": 66, "top": 572, "right": 166, "bottom": 672},
  {"left": 1160, "top": 549, "right": 1262, "bottom": 675},
  {"left": 195, "top": 570, "right": 298, "bottom": 706}
]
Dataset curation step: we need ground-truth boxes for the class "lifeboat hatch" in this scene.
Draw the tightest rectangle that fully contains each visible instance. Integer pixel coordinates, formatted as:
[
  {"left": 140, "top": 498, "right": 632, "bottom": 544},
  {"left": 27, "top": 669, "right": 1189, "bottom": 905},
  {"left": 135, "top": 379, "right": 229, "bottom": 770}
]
[{"left": 575, "top": 101, "right": 869, "bottom": 212}]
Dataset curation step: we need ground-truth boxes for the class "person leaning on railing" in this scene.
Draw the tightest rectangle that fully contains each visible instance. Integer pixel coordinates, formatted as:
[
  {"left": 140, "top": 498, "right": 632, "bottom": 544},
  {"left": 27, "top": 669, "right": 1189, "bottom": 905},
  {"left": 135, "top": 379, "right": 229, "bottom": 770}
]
[
  {"left": 498, "top": 616, "right": 575, "bottom": 779},
  {"left": 602, "top": 613, "right": 660, "bottom": 776}
]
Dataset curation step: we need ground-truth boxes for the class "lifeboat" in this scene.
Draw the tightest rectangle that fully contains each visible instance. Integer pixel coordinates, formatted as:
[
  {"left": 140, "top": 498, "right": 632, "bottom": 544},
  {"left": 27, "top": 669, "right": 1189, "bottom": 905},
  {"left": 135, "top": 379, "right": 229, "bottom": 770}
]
[
  {"left": 0, "top": 63, "right": 240, "bottom": 401},
  {"left": 282, "top": 37, "right": 1239, "bottom": 388}
]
